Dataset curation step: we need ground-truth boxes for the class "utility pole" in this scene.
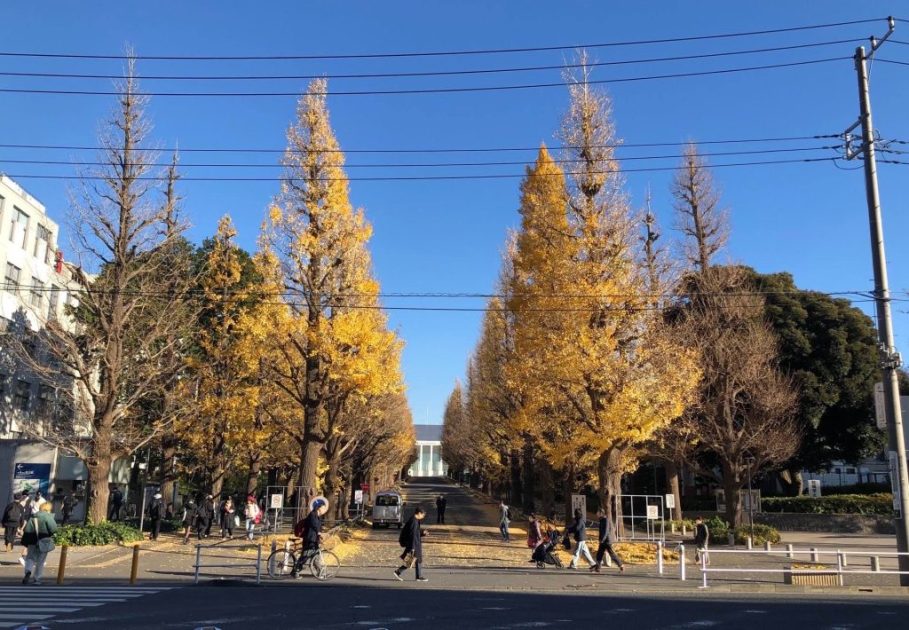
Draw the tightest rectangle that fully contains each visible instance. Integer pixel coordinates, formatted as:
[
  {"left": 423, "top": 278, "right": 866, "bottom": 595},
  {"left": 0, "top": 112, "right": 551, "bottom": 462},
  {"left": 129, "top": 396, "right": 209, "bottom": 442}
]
[{"left": 843, "top": 16, "right": 909, "bottom": 585}]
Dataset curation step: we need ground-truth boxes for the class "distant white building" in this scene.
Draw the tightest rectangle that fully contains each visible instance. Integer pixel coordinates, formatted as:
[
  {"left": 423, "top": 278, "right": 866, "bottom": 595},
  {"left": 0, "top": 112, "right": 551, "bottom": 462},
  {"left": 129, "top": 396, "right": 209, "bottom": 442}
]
[{"left": 408, "top": 424, "right": 448, "bottom": 477}]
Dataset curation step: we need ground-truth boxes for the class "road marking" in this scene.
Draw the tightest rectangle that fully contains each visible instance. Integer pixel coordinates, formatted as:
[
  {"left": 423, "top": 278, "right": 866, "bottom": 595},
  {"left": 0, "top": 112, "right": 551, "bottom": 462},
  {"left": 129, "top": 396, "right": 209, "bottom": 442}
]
[
  {"left": 744, "top": 610, "right": 768, "bottom": 614},
  {"left": 0, "top": 585, "right": 172, "bottom": 629}
]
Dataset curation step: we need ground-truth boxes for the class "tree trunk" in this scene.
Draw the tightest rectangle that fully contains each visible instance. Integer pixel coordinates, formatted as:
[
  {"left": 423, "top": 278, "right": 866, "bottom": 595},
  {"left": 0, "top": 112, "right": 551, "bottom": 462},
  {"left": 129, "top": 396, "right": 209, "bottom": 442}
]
[
  {"left": 246, "top": 452, "right": 262, "bottom": 496},
  {"left": 778, "top": 469, "right": 803, "bottom": 497},
  {"left": 298, "top": 440, "right": 322, "bottom": 495},
  {"left": 598, "top": 447, "right": 625, "bottom": 537},
  {"left": 521, "top": 440, "right": 535, "bottom": 513},
  {"left": 160, "top": 433, "right": 177, "bottom": 511},
  {"left": 722, "top": 461, "right": 743, "bottom": 527},
  {"left": 665, "top": 459, "right": 683, "bottom": 521},
  {"left": 87, "top": 452, "right": 113, "bottom": 524},
  {"left": 539, "top": 459, "right": 554, "bottom": 519},
  {"left": 509, "top": 448, "right": 522, "bottom": 506},
  {"left": 562, "top": 462, "right": 575, "bottom": 524}
]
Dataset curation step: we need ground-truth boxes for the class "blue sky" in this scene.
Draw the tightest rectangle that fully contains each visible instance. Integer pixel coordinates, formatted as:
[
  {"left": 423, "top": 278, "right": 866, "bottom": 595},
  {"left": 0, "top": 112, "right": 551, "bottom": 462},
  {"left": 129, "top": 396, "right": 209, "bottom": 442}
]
[{"left": 1, "top": 2, "right": 908, "bottom": 426}]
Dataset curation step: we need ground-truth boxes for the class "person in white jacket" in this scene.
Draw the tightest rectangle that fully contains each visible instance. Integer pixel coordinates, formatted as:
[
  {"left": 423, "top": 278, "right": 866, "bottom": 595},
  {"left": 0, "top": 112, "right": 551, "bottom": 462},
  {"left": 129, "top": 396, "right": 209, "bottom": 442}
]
[
  {"left": 244, "top": 496, "right": 261, "bottom": 541},
  {"left": 498, "top": 500, "right": 510, "bottom": 542}
]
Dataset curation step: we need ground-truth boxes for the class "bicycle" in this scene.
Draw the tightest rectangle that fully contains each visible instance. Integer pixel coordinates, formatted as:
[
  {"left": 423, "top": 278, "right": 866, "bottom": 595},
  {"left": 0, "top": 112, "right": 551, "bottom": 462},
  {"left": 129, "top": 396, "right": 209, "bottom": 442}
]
[{"left": 266, "top": 538, "right": 340, "bottom": 581}]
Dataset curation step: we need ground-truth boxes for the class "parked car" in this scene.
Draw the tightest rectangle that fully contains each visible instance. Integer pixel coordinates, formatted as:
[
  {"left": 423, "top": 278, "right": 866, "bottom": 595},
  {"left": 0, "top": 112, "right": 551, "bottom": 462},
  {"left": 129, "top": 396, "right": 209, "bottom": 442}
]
[{"left": 371, "top": 490, "right": 405, "bottom": 528}]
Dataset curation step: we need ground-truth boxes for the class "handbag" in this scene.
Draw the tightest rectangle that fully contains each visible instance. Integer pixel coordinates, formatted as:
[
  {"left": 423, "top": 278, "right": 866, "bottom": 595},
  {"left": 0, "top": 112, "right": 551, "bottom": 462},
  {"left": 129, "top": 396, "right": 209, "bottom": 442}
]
[
  {"left": 38, "top": 537, "right": 55, "bottom": 553},
  {"left": 233, "top": 515, "right": 241, "bottom": 528},
  {"left": 401, "top": 551, "right": 415, "bottom": 568}
]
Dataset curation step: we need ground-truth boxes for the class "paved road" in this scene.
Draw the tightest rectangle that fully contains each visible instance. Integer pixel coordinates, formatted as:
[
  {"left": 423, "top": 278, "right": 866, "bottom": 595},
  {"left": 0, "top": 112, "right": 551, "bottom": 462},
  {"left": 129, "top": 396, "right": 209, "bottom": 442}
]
[{"left": 42, "top": 583, "right": 909, "bottom": 629}]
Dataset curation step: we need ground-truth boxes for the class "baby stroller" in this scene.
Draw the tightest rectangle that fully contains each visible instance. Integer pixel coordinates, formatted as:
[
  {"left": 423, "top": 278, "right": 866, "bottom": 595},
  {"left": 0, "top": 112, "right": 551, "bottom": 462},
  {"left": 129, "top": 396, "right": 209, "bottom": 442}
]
[{"left": 531, "top": 528, "right": 564, "bottom": 568}]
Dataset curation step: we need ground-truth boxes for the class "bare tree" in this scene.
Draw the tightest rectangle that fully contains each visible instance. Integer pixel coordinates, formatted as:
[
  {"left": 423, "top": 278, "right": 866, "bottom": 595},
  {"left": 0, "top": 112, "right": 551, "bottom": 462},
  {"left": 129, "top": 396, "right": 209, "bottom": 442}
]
[
  {"left": 680, "top": 267, "right": 800, "bottom": 525},
  {"left": 672, "top": 144, "right": 728, "bottom": 273},
  {"left": 13, "top": 57, "right": 194, "bottom": 523}
]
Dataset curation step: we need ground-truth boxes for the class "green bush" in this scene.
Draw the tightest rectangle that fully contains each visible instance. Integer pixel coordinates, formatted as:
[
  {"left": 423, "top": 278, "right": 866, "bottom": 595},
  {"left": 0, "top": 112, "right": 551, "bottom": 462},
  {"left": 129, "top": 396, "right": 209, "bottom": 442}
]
[
  {"left": 54, "top": 522, "right": 144, "bottom": 546},
  {"left": 734, "top": 524, "right": 781, "bottom": 546},
  {"left": 761, "top": 493, "right": 893, "bottom": 516}
]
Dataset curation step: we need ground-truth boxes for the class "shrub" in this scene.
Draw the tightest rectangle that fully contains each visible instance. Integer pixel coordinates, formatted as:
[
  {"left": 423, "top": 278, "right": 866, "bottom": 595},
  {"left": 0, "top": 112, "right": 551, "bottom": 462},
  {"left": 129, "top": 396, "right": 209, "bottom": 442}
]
[
  {"left": 734, "top": 524, "right": 781, "bottom": 546},
  {"left": 54, "top": 522, "right": 144, "bottom": 546},
  {"left": 761, "top": 494, "right": 893, "bottom": 516},
  {"left": 821, "top": 483, "right": 890, "bottom": 496}
]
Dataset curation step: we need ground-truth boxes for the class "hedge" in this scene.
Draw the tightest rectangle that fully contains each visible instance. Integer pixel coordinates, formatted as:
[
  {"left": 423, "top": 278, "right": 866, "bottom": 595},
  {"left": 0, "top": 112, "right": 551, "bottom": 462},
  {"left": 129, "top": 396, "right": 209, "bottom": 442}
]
[
  {"left": 761, "top": 493, "right": 893, "bottom": 516},
  {"left": 54, "top": 522, "right": 144, "bottom": 546}
]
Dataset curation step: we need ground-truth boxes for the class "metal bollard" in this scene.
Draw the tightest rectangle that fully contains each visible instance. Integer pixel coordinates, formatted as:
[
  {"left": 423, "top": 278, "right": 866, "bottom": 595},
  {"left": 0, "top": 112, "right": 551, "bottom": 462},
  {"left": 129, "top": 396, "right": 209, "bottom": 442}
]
[
  {"left": 679, "top": 544, "right": 686, "bottom": 581},
  {"left": 56, "top": 545, "right": 69, "bottom": 585},
  {"left": 727, "top": 533, "right": 735, "bottom": 547},
  {"left": 746, "top": 536, "right": 753, "bottom": 550},
  {"left": 836, "top": 550, "right": 844, "bottom": 587},
  {"left": 657, "top": 541, "right": 664, "bottom": 575},
  {"left": 871, "top": 556, "right": 881, "bottom": 572},
  {"left": 129, "top": 544, "right": 140, "bottom": 585},
  {"left": 786, "top": 543, "right": 794, "bottom": 559},
  {"left": 671, "top": 523, "right": 676, "bottom": 534},
  {"left": 701, "top": 549, "right": 708, "bottom": 588},
  {"left": 681, "top": 525, "right": 687, "bottom": 537},
  {"left": 810, "top": 547, "right": 819, "bottom": 563},
  {"left": 840, "top": 550, "right": 848, "bottom": 567},
  {"left": 194, "top": 544, "right": 202, "bottom": 584},
  {"left": 255, "top": 544, "right": 262, "bottom": 585},
  {"left": 764, "top": 541, "right": 772, "bottom": 552}
]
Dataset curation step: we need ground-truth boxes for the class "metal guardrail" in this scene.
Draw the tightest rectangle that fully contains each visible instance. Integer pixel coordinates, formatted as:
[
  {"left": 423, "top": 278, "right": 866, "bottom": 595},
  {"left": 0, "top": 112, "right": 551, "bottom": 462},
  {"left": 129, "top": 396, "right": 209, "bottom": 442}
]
[
  {"left": 192, "top": 542, "right": 263, "bottom": 585},
  {"left": 693, "top": 547, "right": 909, "bottom": 588}
]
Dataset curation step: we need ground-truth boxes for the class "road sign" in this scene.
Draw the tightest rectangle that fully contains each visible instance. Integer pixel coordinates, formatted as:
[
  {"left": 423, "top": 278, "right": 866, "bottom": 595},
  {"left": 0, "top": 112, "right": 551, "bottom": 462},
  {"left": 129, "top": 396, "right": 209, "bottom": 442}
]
[
  {"left": 807, "top": 479, "right": 822, "bottom": 498},
  {"left": 571, "top": 494, "right": 587, "bottom": 519},
  {"left": 646, "top": 505, "right": 659, "bottom": 520},
  {"left": 665, "top": 493, "right": 675, "bottom": 509},
  {"left": 269, "top": 494, "right": 283, "bottom": 510},
  {"left": 354, "top": 490, "right": 364, "bottom": 505},
  {"left": 360, "top": 483, "right": 370, "bottom": 492},
  {"left": 875, "top": 382, "right": 886, "bottom": 429}
]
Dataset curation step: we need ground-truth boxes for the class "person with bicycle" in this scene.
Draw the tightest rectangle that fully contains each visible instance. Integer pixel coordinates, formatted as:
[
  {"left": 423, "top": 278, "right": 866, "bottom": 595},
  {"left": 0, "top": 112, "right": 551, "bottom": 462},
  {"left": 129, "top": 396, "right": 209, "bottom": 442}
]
[{"left": 292, "top": 498, "right": 328, "bottom": 578}]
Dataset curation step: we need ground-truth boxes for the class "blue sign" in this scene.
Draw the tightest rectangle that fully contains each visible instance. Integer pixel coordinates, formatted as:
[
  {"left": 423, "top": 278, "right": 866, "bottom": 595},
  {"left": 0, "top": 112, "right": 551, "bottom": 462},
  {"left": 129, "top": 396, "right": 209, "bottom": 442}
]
[{"left": 13, "top": 462, "right": 51, "bottom": 496}]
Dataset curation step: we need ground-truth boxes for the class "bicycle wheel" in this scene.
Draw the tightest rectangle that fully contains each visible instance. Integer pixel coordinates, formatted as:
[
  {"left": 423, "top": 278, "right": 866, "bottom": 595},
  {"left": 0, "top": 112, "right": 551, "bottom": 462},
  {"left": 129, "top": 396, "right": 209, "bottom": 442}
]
[
  {"left": 267, "top": 549, "right": 298, "bottom": 579},
  {"left": 310, "top": 550, "right": 340, "bottom": 581}
]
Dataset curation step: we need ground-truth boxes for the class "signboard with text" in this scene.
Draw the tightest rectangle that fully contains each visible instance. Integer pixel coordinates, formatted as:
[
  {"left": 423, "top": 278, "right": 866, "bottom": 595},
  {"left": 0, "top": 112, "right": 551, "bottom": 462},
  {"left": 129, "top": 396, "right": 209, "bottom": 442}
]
[
  {"left": 13, "top": 463, "right": 51, "bottom": 496},
  {"left": 354, "top": 490, "right": 364, "bottom": 505},
  {"left": 571, "top": 494, "right": 587, "bottom": 520}
]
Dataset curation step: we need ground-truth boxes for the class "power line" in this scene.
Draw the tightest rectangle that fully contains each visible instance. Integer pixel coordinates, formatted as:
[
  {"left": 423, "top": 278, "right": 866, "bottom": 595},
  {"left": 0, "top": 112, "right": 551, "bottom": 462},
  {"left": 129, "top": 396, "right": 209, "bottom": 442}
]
[
  {"left": 877, "top": 58, "right": 909, "bottom": 66},
  {"left": 0, "top": 18, "right": 885, "bottom": 61},
  {"left": 0, "top": 156, "right": 839, "bottom": 182},
  {"left": 0, "top": 39, "right": 864, "bottom": 82},
  {"left": 0, "top": 134, "right": 836, "bottom": 155},
  {"left": 0, "top": 146, "right": 838, "bottom": 169},
  {"left": 0, "top": 57, "right": 851, "bottom": 97}
]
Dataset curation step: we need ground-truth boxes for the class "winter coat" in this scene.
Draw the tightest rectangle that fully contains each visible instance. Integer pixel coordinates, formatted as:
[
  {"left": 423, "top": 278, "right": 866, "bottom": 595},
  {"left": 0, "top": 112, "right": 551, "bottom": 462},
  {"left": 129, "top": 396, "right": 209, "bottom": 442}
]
[
  {"left": 21, "top": 511, "right": 57, "bottom": 547},
  {"left": 111, "top": 489, "right": 123, "bottom": 506},
  {"left": 302, "top": 510, "right": 322, "bottom": 549},
  {"left": 568, "top": 516, "right": 587, "bottom": 542},
  {"left": 2, "top": 502, "right": 23, "bottom": 527},
  {"left": 694, "top": 523, "right": 710, "bottom": 547},
  {"left": 499, "top": 504, "right": 510, "bottom": 525},
  {"left": 598, "top": 516, "right": 615, "bottom": 544},
  {"left": 398, "top": 515, "right": 424, "bottom": 560},
  {"left": 149, "top": 499, "right": 164, "bottom": 520}
]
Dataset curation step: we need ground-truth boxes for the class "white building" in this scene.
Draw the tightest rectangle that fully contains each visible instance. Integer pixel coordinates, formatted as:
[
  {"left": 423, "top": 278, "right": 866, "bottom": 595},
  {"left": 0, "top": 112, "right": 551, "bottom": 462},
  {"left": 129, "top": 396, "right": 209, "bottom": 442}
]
[
  {"left": 0, "top": 175, "right": 101, "bottom": 521},
  {"left": 408, "top": 424, "right": 448, "bottom": 477}
]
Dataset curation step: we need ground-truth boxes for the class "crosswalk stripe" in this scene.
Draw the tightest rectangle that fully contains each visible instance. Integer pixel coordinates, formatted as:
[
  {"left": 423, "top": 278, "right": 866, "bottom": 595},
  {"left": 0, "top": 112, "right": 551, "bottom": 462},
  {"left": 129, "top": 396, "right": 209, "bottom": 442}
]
[{"left": 0, "top": 585, "right": 172, "bottom": 628}]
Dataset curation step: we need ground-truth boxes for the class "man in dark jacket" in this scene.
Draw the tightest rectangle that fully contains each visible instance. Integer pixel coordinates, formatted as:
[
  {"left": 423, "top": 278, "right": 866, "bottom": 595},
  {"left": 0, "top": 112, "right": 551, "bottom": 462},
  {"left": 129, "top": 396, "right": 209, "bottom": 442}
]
[
  {"left": 61, "top": 492, "right": 75, "bottom": 525},
  {"left": 109, "top": 487, "right": 123, "bottom": 521},
  {"left": 393, "top": 506, "right": 428, "bottom": 582},
  {"left": 592, "top": 508, "right": 624, "bottom": 573},
  {"left": 2, "top": 494, "right": 25, "bottom": 551},
  {"left": 694, "top": 516, "right": 710, "bottom": 565},
  {"left": 435, "top": 495, "right": 447, "bottom": 524},
  {"left": 148, "top": 493, "right": 164, "bottom": 541},
  {"left": 566, "top": 508, "right": 596, "bottom": 570},
  {"left": 292, "top": 498, "right": 328, "bottom": 578}
]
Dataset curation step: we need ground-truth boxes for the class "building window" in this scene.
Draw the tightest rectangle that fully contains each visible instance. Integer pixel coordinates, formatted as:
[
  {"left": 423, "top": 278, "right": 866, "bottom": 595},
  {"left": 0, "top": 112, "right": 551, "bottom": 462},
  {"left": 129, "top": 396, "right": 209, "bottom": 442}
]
[
  {"left": 4, "top": 263, "right": 21, "bottom": 292},
  {"left": 48, "top": 285, "right": 60, "bottom": 320},
  {"left": 37, "top": 385, "right": 56, "bottom": 417},
  {"left": 14, "top": 379, "right": 30, "bottom": 411},
  {"left": 10, "top": 207, "right": 29, "bottom": 247},
  {"left": 34, "top": 224, "right": 51, "bottom": 261},
  {"left": 30, "top": 277, "right": 43, "bottom": 307}
]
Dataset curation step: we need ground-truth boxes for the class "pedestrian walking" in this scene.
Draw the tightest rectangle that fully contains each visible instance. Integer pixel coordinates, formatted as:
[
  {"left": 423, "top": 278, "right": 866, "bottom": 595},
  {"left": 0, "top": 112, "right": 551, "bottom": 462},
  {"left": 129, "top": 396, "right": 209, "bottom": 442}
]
[
  {"left": 566, "top": 508, "right": 596, "bottom": 570},
  {"left": 526, "top": 513, "right": 543, "bottom": 552},
  {"left": 244, "top": 495, "right": 261, "bottom": 541},
  {"left": 108, "top": 486, "right": 123, "bottom": 521},
  {"left": 21, "top": 501, "right": 57, "bottom": 585},
  {"left": 220, "top": 497, "right": 236, "bottom": 539},
  {"left": 148, "top": 493, "right": 164, "bottom": 541},
  {"left": 694, "top": 516, "right": 710, "bottom": 566},
  {"left": 393, "top": 506, "right": 428, "bottom": 582},
  {"left": 181, "top": 500, "right": 197, "bottom": 544},
  {"left": 61, "top": 492, "right": 76, "bottom": 525},
  {"left": 203, "top": 495, "right": 218, "bottom": 537},
  {"left": 2, "top": 494, "right": 25, "bottom": 552},
  {"left": 591, "top": 508, "right": 624, "bottom": 573},
  {"left": 498, "top": 500, "right": 511, "bottom": 542},
  {"left": 435, "top": 495, "right": 447, "bottom": 524}
]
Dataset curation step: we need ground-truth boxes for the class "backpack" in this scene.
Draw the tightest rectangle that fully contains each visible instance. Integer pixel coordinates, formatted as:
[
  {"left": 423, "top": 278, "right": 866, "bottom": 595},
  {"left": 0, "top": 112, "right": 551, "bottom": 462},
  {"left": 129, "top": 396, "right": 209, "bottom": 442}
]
[
  {"left": 505, "top": 507, "right": 512, "bottom": 521},
  {"left": 294, "top": 516, "right": 308, "bottom": 538}
]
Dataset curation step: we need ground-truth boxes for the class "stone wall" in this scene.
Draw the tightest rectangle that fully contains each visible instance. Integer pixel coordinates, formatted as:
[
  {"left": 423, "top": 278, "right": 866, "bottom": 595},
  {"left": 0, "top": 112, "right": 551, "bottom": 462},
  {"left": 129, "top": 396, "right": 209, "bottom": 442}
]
[{"left": 753, "top": 512, "right": 894, "bottom": 534}]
